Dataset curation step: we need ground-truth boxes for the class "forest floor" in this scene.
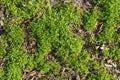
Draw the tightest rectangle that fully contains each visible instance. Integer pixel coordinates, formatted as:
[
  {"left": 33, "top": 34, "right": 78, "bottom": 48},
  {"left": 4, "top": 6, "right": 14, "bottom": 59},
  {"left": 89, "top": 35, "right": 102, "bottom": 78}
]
[{"left": 0, "top": 0, "right": 120, "bottom": 80}]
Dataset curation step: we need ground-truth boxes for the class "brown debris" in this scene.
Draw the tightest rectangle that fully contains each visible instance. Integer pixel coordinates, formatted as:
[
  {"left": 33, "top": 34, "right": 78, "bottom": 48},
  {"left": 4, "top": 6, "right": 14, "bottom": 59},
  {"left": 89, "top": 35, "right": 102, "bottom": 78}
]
[
  {"left": 83, "top": 42, "right": 100, "bottom": 54},
  {"left": 0, "top": 27, "right": 5, "bottom": 35},
  {"left": 104, "top": 58, "right": 120, "bottom": 79},
  {"left": 76, "top": 73, "right": 80, "bottom": 80},
  {"left": 116, "top": 26, "right": 120, "bottom": 34},
  {"left": 72, "top": 0, "right": 94, "bottom": 12},
  {"left": 105, "top": 58, "right": 117, "bottom": 68},
  {"left": 0, "top": 4, "right": 5, "bottom": 19},
  {"left": 45, "top": 49, "right": 62, "bottom": 65},
  {"left": 49, "top": 0, "right": 94, "bottom": 12},
  {"left": 107, "top": 59, "right": 113, "bottom": 64},
  {"left": 0, "top": 3, "right": 13, "bottom": 24},
  {"left": 0, "top": 58, "right": 7, "bottom": 67},
  {"left": 105, "top": 65, "right": 120, "bottom": 74},
  {"left": 83, "top": 31, "right": 92, "bottom": 38},
  {"left": 23, "top": 25, "right": 36, "bottom": 54},
  {"left": 59, "top": 67, "right": 81, "bottom": 80},
  {"left": 45, "top": 52, "right": 55, "bottom": 62},
  {"left": 0, "top": 4, "right": 5, "bottom": 34},
  {"left": 24, "top": 40, "right": 36, "bottom": 54},
  {"left": 93, "top": 22, "right": 103, "bottom": 36},
  {"left": 100, "top": 41, "right": 114, "bottom": 50},
  {"left": 69, "top": 22, "right": 85, "bottom": 36},
  {"left": 22, "top": 70, "right": 45, "bottom": 80}
]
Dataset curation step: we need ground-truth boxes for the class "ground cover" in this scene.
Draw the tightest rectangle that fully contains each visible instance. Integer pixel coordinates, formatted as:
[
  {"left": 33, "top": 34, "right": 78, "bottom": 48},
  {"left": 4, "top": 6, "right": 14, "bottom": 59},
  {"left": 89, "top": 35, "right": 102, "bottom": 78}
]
[{"left": 0, "top": 0, "right": 120, "bottom": 80}]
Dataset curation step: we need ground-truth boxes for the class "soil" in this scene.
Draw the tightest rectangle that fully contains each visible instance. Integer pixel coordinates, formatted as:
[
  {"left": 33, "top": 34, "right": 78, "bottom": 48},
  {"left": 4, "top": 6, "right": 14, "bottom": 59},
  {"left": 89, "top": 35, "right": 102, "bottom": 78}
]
[
  {"left": 50, "top": 0, "right": 94, "bottom": 12},
  {"left": 22, "top": 70, "right": 45, "bottom": 80}
]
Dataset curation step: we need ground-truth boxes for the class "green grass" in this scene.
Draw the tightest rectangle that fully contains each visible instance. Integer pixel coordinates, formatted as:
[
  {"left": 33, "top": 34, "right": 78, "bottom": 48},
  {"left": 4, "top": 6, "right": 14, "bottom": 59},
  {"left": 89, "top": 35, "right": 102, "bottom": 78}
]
[{"left": 0, "top": 0, "right": 120, "bottom": 80}]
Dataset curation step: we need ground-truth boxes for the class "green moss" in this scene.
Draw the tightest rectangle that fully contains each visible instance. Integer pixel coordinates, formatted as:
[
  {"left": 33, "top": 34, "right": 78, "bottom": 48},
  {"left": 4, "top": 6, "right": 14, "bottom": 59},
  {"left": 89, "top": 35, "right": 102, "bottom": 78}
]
[
  {"left": 0, "top": 67, "right": 4, "bottom": 80},
  {"left": 88, "top": 69, "right": 114, "bottom": 80},
  {"left": 1, "top": 0, "right": 45, "bottom": 19},
  {"left": 0, "top": 0, "right": 119, "bottom": 80},
  {"left": 0, "top": 36, "right": 7, "bottom": 60},
  {"left": 83, "top": 8, "right": 100, "bottom": 32},
  {"left": 102, "top": 46, "right": 120, "bottom": 61},
  {"left": 30, "top": 3, "right": 83, "bottom": 74},
  {"left": 97, "top": 0, "right": 120, "bottom": 41}
]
